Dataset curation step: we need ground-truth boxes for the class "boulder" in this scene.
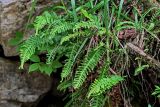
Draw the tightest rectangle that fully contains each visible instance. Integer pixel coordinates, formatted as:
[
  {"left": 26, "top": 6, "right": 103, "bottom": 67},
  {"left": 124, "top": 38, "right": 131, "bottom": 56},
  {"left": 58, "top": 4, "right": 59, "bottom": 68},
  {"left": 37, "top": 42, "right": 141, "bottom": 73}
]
[
  {"left": 0, "top": 0, "right": 61, "bottom": 56},
  {"left": 0, "top": 57, "right": 53, "bottom": 106}
]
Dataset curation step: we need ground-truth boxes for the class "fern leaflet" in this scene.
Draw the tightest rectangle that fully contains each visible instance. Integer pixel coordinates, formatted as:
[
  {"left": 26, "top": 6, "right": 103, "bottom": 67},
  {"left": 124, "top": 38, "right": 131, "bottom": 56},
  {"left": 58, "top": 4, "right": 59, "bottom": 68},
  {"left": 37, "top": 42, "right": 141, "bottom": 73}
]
[
  {"left": 46, "top": 45, "right": 66, "bottom": 64},
  {"left": 90, "top": 94, "right": 105, "bottom": 107},
  {"left": 73, "top": 21, "right": 97, "bottom": 31},
  {"left": 61, "top": 44, "right": 79, "bottom": 81},
  {"left": 20, "top": 35, "right": 41, "bottom": 68},
  {"left": 73, "top": 47, "right": 104, "bottom": 89},
  {"left": 88, "top": 75, "right": 124, "bottom": 97}
]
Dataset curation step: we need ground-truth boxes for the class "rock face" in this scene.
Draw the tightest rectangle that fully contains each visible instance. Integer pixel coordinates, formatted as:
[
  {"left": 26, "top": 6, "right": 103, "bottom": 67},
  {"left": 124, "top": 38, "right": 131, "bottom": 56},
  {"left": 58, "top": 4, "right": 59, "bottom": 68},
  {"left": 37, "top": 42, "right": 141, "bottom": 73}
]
[
  {"left": 0, "top": 58, "right": 52, "bottom": 107},
  {"left": 0, "top": 0, "right": 60, "bottom": 56},
  {"left": 0, "top": 0, "right": 61, "bottom": 106}
]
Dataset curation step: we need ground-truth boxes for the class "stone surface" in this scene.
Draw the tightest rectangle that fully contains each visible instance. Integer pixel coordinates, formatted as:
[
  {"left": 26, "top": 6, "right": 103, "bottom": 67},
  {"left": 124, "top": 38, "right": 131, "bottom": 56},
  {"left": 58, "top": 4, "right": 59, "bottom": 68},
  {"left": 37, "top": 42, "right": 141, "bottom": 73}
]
[
  {"left": 0, "top": 57, "right": 52, "bottom": 106},
  {"left": 0, "top": 101, "right": 22, "bottom": 107},
  {"left": 0, "top": 0, "right": 61, "bottom": 56}
]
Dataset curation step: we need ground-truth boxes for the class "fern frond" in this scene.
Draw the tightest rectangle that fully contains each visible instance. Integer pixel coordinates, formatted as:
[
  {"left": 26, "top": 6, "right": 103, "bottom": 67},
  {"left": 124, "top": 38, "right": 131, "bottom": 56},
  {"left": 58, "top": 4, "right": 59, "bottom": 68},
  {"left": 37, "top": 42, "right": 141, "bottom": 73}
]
[
  {"left": 50, "top": 21, "right": 73, "bottom": 38},
  {"left": 150, "top": 9, "right": 160, "bottom": 22},
  {"left": 20, "top": 35, "right": 41, "bottom": 68},
  {"left": 65, "top": 88, "right": 86, "bottom": 107},
  {"left": 97, "top": 27, "right": 106, "bottom": 36},
  {"left": 60, "top": 31, "right": 87, "bottom": 44},
  {"left": 91, "top": 94, "right": 105, "bottom": 107},
  {"left": 73, "top": 47, "right": 104, "bottom": 89},
  {"left": 46, "top": 45, "right": 66, "bottom": 64},
  {"left": 88, "top": 75, "right": 124, "bottom": 98},
  {"left": 73, "top": 21, "right": 97, "bottom": 31},
  {"left": 57, "top": 80, "right": 72, "bottom": 91},
  {"left": 61, "top": 45, "right": 79, "bottom": 81},
  {"left": 34, "top": 11, "right": 56, "bottom": 33}
]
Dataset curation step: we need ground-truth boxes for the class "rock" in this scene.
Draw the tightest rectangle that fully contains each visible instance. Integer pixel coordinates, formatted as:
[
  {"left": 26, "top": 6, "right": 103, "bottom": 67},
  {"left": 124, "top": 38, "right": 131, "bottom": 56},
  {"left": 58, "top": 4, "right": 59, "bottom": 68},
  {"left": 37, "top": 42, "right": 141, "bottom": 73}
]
[
  {"left": 0, "top": 100, "right": 22, "bottom": 107},
  {"left": 0, "top": 0, "right": 61, "bottom": 56},
  {"left": 0, "top": 57, "right": 52, "bottom": 106}
]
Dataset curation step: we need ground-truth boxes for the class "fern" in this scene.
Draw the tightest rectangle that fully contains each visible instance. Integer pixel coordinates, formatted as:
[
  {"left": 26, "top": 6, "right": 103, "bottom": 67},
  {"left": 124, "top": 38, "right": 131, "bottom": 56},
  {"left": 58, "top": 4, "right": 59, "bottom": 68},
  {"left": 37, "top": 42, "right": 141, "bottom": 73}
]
[
  {"left": 64, "top": 88, "right": 87, "bottom": 107},
  {"left": 20, "top": 35, "right": 41, "bottom": 68},
  {"left": 90, "top": 94, "right": 105, "bottom": 107},
  {"left": 150, "top": 9, "right": 160, "bottom": 23},
  {"left": 88, "top": 75, "right": 124, "bottom": 97},
  {"left": 73, "top": 47, "right": 104, "bottom": 89},
  {"left": 34, "top": 11, "right": 56, "bottom": 34},
  {"left": 50, "top": 21, "right": 73, "bottom": 38},
  {"left": 46, "top": 45, "right": 66, "bottom": 64},
  {"left": 60, "top": 31, "right": 88, "bottom": 44},
  {"left": 73, "top": 21, "right": 98, "bottom": 31},
  {"left": 18, "top": 1, "right": 160, "bottom": 106},
  {"left": 61, "top": 44, "right": 79, "bottom": 81},
  {"left": 57, "top": 80, "right": 72, "bottom": 92}
]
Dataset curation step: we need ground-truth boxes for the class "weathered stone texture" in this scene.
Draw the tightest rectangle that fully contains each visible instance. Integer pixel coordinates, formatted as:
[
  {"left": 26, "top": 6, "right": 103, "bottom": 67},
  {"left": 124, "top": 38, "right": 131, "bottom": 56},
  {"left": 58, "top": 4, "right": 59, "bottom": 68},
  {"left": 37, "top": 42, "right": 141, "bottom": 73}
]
[
  {"left": 0, "top": 0, "right": 60, "bottom": 56},
  {"left": 0, "top": 57, "right": 52, "bottom": 106},
  {"left": 0, "top": 1, "right": 61, "bottom": 106}
]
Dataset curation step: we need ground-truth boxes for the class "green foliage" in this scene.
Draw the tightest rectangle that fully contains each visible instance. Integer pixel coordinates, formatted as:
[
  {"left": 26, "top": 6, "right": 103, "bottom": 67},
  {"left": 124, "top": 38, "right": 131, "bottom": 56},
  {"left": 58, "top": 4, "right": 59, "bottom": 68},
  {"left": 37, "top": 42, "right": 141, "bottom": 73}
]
[
  {"left": 20, "top": 36, "right": 38, "bottom": 68},
  {"left": 134, "top": 64, "right": 149, "bottom": 76},
  {"left": 8, "top": 31, "right": 23, "bottom": 46},
  {"left": 30, "top": 55, "right": 40, "bottom": 62},
  {"left": 90, "top": 94, "right": 105, "bottom": 107},
  {"left": 61, "top": 44, "right": 79, "bottom": 80},
  {"left": 88, "top": 75, "right": 124, "bottom": 97},
  {"left": 29, "top": 63, "right": 39, "bottom": 72},
  {"left": 152, "top": 85, "right": 160, "bottom": 97},
  {"left": 73, "top": 47, "right": 104, "bottom": 89},
  {"left": 17, "top": 0, "right": 160, "bottom": 106}
]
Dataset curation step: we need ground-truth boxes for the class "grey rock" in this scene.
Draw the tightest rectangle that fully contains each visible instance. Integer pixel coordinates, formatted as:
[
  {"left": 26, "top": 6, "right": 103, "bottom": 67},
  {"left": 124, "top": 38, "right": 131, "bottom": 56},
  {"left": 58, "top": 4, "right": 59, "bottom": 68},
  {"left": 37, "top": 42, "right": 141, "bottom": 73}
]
[
  {"left": 0, "top": 57, "right": 52, "bottom": 106},
  {"left": 0, "top": 0, "right": 61, "bottom": 56},
  {"left": 0, "top": 100, "right": 22, "bottom": 107}
]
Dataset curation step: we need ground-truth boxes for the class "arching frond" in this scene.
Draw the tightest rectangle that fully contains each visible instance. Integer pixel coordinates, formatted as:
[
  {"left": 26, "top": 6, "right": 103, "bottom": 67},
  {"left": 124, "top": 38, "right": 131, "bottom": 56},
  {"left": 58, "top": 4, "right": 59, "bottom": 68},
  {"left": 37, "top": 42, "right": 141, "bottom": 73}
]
[
  {"left": 57, "top": 80, "right": 72, "bottom": 92},
  {"left": 90, "top": 94, "right": 105, "bottom": 107},
  {"left": 73, "top": 21, "right": 97, "bottom": 31},
  {"left": 73, "top": 47, "right": 104, "bottom": 89},
  {"left": 46, "top": 45, "right": 66, "bottom": 64},
  {"left": 50, "top": 21, "right": 74, "bottom": 38},
  {"left": 88, "top": 75, "right": 124, "bottom": 97},
  {"left": 20, "top": 35, "right": 41, "bottom": 68},
  {"left": 61, "top": 44, "right": 79, "bottom": 81},
  {"left": 60, "top": 31, "right": 87, "bottom": 44}
]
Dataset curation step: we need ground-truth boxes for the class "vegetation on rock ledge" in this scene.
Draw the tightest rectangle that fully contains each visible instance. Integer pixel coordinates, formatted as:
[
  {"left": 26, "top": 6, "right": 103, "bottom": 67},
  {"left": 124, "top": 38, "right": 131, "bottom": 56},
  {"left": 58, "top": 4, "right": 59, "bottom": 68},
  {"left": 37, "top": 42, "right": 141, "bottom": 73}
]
[{"left": 11, "top": 0, "right": 160, "bottom": 106}]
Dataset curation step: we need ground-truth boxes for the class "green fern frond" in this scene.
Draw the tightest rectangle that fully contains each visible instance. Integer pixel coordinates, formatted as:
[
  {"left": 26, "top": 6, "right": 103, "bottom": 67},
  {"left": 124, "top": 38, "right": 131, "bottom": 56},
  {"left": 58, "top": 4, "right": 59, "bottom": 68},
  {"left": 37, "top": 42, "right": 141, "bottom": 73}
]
[
  {"left": 57, "top": 80, "right": 72, "bottom": 91},
  {"left": 61, "top": 45, "right": 79, "bottom": 81},
  {"left": 20, "top": 36, "right": 40, "bottom": 68},
  {"left": 50, "top": 21, "right": 74, "bottom": 38},
  {"left": 150, "top": 9, "right": 160, "bottom": 22},
  {"left": 88, "top": 75, "right": 124, "bottom": 98},
  {"left": 90, "top": 94, "right": 105, "bottom": 107},
  {"left": 73, "top": 47, "right": 104, "bottom": 89},
  {"left": 46, "top": 46, "right": 66, "bottom": 64},
  {"left": 60, "top": 31, "right": 87, "bottom": 44},
  {"left": 97, "top": 27, "right": 107, "bottom": 36},
  {"left": 34, "top": 11, "right": 56, "bottom": 34},
  {"left": 65, "top": 88, "right": 85, "bottom": 107},
  {"left": 73, "top": 21, "right": 97, "bottom": 31}
]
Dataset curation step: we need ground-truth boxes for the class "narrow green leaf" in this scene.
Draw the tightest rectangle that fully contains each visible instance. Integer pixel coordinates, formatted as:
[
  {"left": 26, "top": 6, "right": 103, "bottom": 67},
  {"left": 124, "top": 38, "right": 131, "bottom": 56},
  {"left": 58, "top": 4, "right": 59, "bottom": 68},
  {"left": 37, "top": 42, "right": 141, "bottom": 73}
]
[
  {"left": 71, "top": 0, "right": 78, "bottom": 22},
  {"left": 117, "top": 0, "right": 124, "bottom": 23}
]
